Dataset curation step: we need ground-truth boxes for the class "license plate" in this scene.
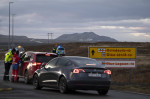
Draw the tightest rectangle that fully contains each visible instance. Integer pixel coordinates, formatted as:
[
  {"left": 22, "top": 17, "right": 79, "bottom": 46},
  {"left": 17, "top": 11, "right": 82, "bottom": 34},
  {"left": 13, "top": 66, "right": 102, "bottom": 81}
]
[{"left": 88, "top": 73, "right": 101, "bottom": 77}]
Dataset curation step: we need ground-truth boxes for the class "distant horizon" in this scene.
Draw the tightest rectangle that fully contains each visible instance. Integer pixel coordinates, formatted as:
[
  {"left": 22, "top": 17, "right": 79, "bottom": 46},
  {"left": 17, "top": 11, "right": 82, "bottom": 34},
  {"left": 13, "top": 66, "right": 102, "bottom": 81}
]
[{"left": 1, "top": 32, "right": 150, "bottom": 43}]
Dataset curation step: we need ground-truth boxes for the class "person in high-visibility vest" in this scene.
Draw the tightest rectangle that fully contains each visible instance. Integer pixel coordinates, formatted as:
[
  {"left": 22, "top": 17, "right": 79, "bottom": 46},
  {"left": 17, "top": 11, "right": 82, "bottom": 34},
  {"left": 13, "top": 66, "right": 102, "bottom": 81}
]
[
  {"left": 52, "top": 48, "right": 56, "bottom": 53},
  {"left": 3, "top": 48, "right": 16, "bottom": 81},
  {"left": 52, "top": 43, "right": 58, "bottom": 53}
]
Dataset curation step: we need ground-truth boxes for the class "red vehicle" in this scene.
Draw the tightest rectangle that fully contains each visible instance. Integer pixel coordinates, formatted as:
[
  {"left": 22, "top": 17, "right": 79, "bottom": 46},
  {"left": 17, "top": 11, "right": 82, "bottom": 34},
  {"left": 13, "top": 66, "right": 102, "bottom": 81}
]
[{"left": 18, "top": 51, "right": 57, "bottom": 84}]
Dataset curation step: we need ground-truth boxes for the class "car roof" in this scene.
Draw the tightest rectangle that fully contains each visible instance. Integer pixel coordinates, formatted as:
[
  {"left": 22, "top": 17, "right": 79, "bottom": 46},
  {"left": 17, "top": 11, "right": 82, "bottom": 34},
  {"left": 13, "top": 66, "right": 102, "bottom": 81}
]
[
  {"left": 25, "top": 51, "right": 57, "bottom": 55},
  {"left": 62, "top": 56, "right": 92, "bottom": 60}
]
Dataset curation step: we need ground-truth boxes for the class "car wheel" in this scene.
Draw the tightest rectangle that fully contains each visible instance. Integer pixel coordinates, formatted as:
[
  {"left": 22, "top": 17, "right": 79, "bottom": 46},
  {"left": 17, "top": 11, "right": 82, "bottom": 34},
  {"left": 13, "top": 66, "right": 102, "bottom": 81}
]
[
  {"left": 68, "top": 89, "right": 75, "bottom": 93},
  {"left": 59, "top": 77, "right": 68, "bottom": 94},
  {"left": 17, "top": 77, "right": 19, "bottom": 82},
  {"left": 24, "top": 71, "right": 29, "bottom": 84},
  {"left": 33, "top": 74, "right": 42, "bottom": 90},
  {"left": 97, "top": 89, "right": 109, "bottom": 95}
]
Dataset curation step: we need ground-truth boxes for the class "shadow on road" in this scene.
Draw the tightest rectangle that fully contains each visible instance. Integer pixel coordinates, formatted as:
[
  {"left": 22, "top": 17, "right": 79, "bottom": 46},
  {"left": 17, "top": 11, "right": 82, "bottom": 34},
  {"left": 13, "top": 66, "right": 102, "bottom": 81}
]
[{"left": 40, "top": 88, "right": 110, "bottom": 97}]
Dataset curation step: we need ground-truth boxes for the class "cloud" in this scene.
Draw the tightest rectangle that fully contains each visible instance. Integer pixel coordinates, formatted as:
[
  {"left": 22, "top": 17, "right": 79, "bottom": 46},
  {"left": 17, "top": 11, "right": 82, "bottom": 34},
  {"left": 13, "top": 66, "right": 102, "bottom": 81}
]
[
  {"left": 130, "top": 33, "right": 150, "bottom": 37},
  {"left": 16, "top": 13, "right": 43, "bottom": 24},
  {"left": 0, "top": 0, "right": 150, "bottom": 42}
]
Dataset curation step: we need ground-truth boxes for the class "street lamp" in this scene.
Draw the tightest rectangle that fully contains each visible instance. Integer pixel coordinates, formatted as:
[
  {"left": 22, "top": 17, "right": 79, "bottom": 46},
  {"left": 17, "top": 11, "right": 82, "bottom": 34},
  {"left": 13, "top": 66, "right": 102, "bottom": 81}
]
[
  {"left": 9, "top": 2, "right": 13, "bottom": 49},
  {"left": 11, "top": 14, "right": 16, "bottom": 47}
]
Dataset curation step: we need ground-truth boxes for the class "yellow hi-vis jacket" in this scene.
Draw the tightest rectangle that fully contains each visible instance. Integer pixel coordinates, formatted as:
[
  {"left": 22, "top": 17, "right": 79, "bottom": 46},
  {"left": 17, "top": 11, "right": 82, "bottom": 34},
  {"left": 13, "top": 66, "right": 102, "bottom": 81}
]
[{"left": 5, "top": 51, "right": 13, "bottom": 63}]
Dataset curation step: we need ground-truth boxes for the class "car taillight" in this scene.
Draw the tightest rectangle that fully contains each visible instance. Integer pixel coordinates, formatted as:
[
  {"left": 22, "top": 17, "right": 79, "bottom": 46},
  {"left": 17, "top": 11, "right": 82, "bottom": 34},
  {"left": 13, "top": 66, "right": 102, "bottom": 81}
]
[
  {"left": 32, "top": 62, "right": 42, "bottom": 66},
  {"left": 73, "top": 69, "right": 85, "bottom": 73},
  {"left": 104, "top": 70, "right": 111, "bottom": 75}
]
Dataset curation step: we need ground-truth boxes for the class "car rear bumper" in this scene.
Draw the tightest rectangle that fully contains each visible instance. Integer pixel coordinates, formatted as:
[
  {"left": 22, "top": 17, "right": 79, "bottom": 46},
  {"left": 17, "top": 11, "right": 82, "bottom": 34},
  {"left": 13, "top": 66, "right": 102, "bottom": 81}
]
[{"left": 67, "top": 80, "right": 111, "bottom": 90}]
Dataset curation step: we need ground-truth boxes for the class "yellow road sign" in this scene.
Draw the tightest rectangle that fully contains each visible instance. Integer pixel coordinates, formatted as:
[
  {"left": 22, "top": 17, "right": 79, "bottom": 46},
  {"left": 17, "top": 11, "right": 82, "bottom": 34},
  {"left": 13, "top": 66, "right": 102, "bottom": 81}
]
[{"left": 89, "top": 47, "right": 136, "bottom": 59}]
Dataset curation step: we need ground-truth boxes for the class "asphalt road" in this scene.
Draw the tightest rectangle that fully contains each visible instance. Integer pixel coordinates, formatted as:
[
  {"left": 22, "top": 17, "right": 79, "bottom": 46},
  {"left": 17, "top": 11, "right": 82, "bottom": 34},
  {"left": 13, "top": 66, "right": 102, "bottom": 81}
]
[{"left": 0, "top": 61, "right": 150, "bottom": 99}]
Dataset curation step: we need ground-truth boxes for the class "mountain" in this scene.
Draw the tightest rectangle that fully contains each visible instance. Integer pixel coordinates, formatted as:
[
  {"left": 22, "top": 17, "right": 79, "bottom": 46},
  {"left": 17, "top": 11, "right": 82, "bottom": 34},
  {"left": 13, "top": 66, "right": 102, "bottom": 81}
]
[
  {"left": 0, "top": 34, "right": 29, "bottom": 43},
  {"left": 0, "top": 34, "right": 44, "bottom": 43},
  {"left": 55, "top": 32, "right": 117, "bottom": 42},
  {"left": 0, "top": 34, "right": 44, "bottom": 48},
  {"left": 0, "top": 32, "right": 117, "bottom": 48}
]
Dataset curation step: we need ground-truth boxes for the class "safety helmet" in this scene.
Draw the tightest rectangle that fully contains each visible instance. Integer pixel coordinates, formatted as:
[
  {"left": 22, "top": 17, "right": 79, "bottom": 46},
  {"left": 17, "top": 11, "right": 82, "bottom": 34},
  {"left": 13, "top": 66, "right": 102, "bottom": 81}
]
[
  {"left": 15, "top": 47, "right": 19, "bottom": 51},
  {"left": 8, "top": 48, "right": 12, "bottom": 52},
  {"left": 11, "top": 48, "right": 16, "bottom": 53},
  {"left": 17, "top": 45, "right": 22, "bottom": 48}
]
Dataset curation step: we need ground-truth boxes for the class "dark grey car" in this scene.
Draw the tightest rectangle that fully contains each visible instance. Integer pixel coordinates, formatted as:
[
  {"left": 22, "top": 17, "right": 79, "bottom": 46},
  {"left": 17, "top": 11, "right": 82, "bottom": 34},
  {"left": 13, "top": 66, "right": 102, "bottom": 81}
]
[{"left": 33, "top": 56, "right": 111, "bottom": 95}]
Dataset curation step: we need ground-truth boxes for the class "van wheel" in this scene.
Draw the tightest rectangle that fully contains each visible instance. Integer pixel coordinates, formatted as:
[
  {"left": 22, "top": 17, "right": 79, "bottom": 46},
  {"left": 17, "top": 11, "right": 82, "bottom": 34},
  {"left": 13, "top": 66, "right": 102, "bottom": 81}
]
[
  {"left": 59, "top": 77, "right": 68, "bottom": 94},
  {"left": 24, "top": 71, "right": 29, "bottom": 84}
]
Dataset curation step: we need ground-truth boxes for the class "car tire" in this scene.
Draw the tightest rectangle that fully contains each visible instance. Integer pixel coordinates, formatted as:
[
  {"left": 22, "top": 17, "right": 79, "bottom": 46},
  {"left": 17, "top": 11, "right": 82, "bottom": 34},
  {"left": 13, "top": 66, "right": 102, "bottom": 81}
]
[
  {"left": 33, "top": 74, "right": 42, "bottom": 90},
  {"left": 68, "top": 89, "right": 75, "bottom": 93},
  {"left": 97, "top": 89, "right": 109, "bottom": 95},
  {"left": 17, "top": 77, "right": 19, "bottom": 82},
  {"left": 24, "top": 70, "right": 29, "bottom": 84},
  {"left": 59, "top": 77, "right": 68, "bottom": 94}
]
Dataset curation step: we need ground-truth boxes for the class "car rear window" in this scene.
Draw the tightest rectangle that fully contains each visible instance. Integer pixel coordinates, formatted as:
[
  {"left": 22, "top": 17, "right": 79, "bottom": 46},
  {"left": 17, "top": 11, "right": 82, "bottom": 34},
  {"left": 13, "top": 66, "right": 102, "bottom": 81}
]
[
  {"left": 36, "top": 54, "right": 57, "bottom": 63},
  {"left": 70, "top": 58, "right": 103, "bottom": 68},
  {"left": 18, "top": 48, "right": 25, "bottom": 52}
]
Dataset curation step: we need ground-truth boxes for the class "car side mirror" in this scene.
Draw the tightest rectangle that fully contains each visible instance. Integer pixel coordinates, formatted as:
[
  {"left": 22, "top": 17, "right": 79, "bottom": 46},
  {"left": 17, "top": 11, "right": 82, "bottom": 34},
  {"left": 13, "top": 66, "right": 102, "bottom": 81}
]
[
  {"left": 20, "top": 58, "right": 23, "bottom": 62},
  {"left": 41, "top": 62, "right": 46, "bottom": 68}
]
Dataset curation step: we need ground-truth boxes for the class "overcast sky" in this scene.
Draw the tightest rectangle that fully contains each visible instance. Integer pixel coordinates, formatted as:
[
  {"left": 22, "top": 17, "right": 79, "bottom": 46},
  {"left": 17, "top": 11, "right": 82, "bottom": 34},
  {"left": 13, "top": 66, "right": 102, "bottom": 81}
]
[{"left": 0, "top": 0, "right": 150, "bottom": 42}]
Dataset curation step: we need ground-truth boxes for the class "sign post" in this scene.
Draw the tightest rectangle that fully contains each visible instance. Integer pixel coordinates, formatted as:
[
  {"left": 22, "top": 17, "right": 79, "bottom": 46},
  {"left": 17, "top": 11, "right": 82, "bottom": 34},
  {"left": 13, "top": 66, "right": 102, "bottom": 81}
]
[
  {"left": 88, "top": 47, "right": 137, "bottom": 83},
  {"left": 89, "top": 47, "right": 136, "bottom": 59}
]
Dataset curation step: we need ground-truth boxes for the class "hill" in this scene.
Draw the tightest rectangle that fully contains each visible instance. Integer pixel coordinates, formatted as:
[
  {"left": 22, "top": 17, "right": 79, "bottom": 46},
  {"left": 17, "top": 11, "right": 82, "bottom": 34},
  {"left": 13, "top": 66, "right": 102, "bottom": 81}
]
[
  {"left": 0, "top": 32, "right": 117, "bottom": 48},
  {"left": 0, "top": 34, "right": 31, "bottom": 43},
  {"left": 55, "top": 32, "right": 117, "bottom": 42},
  {"left": 0, "top": 34, "right": 44, "bottom": 49}
]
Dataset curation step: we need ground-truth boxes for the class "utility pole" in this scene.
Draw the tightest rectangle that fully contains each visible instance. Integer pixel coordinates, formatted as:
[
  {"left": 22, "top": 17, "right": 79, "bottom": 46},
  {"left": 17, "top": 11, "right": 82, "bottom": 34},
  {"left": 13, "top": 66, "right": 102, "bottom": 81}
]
[
  {"left": 48, "top": 33, "right": 53, "bottom": 44},
  {"left": 48, "top": 33, "right": 50, "bottom": 44},
  {"left": 50, "top": 33, "right": 53, "bottom": 40}
]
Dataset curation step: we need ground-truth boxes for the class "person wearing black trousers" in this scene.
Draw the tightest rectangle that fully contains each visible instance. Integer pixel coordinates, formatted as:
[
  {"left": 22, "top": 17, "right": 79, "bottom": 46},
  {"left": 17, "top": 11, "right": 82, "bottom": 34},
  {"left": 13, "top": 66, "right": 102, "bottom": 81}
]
[{"left": 3, "top": 48, "right": 16, "bottom": 81}]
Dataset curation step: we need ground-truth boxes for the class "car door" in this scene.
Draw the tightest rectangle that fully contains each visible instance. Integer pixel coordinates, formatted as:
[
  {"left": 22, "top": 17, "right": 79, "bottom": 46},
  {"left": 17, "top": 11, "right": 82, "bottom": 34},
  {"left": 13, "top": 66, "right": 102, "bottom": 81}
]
[
  {"left": 18, "top": 53, "right": 26, "bottom": 76},
  {"left": 43, "top": 58, "right": 71, "bottom": 87},
  {"left": 40, "top": 58, "right": 59, "bottom": 87},
  {"left": 27, "top": 53, "right": 34, "bottom": 78},
  {"left": 21, "top": 52, "right": 32, "bottom": 76}
]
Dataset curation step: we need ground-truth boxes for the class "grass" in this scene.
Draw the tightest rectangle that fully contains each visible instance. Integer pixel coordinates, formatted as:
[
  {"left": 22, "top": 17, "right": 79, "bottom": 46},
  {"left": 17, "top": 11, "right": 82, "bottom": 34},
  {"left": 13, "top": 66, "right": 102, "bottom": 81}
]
[{"left": 110, "top": 84, "right": 150, "bottom": 94}]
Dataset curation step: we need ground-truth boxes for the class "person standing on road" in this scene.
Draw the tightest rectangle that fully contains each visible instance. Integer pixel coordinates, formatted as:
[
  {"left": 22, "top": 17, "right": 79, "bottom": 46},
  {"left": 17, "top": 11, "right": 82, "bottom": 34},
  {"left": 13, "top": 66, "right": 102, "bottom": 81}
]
[
  {"left": 52, "top": 47, "right": 56, "bottom": 53},
  {"left": 11, "top": 50, "right": 20, "bottom": 82},
  {"left": 52, "top": 43, "right": 58, "bottom": 53},
  {"left": 3, "top": 48, "right": 16, "bottom": 81}
]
